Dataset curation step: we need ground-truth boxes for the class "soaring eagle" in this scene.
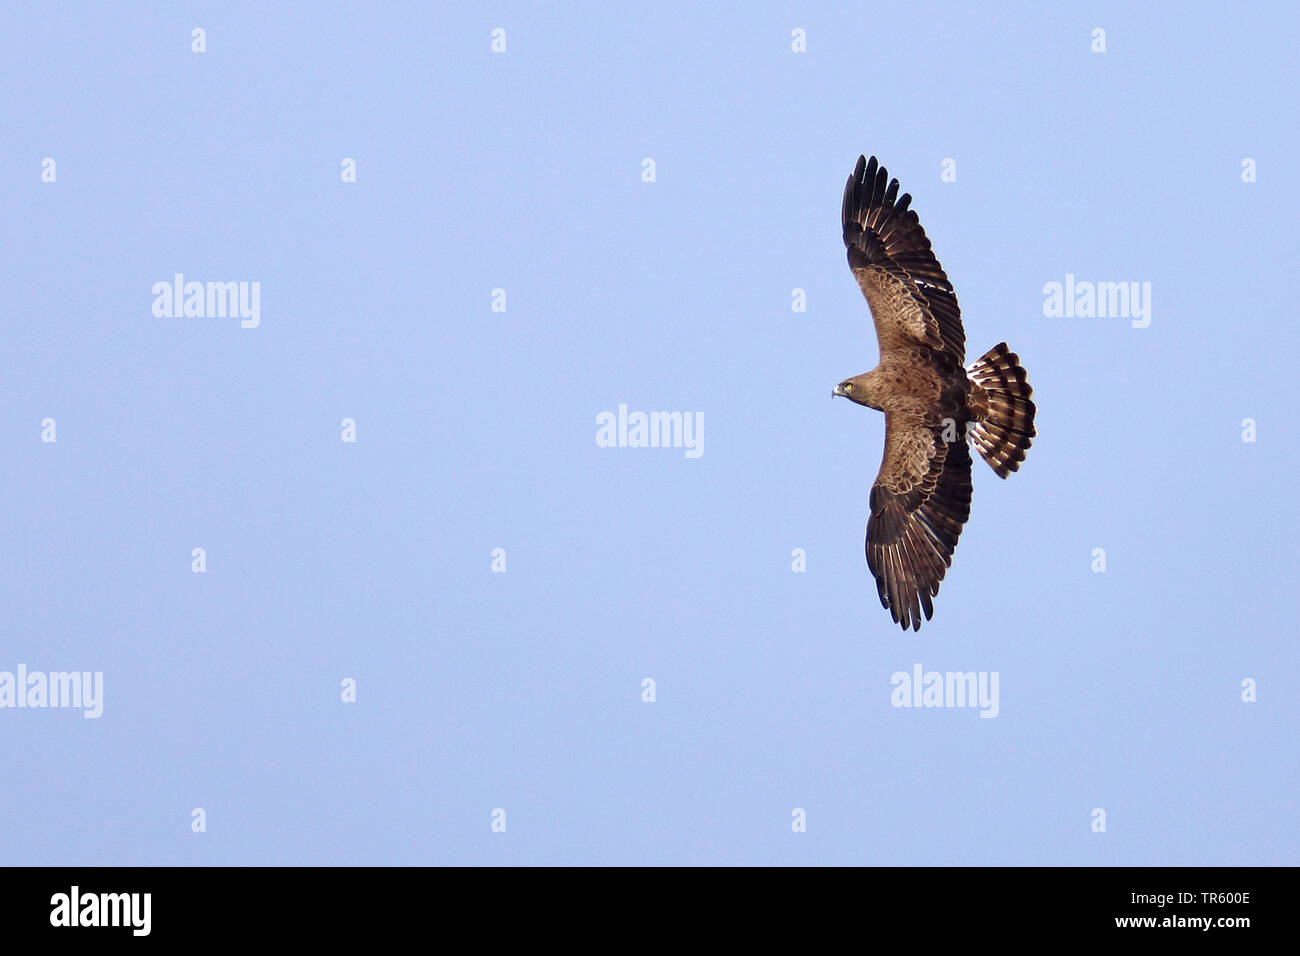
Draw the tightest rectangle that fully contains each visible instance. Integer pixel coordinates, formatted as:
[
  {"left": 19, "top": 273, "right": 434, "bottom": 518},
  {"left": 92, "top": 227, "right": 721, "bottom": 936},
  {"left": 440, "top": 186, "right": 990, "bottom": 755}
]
[{"left": 833, "top": 155, "right": 1036, "bottom": 631}]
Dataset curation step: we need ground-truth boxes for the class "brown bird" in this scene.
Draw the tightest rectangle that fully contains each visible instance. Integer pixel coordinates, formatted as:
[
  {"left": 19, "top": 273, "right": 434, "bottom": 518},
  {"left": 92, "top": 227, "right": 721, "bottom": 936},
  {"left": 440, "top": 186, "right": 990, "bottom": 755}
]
[{"left": 833, "top": 155, "right": 1036, "bottom": 630}]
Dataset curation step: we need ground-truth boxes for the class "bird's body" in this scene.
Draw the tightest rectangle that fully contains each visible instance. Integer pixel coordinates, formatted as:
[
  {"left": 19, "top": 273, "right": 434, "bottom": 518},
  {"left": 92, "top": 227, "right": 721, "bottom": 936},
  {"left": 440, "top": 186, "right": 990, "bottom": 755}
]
[
  {"left": 841, "top": 348, "right": 965, "bottom": 413},
  {"left": 833, "top": 156, "right": 1036, "bottom": 631}
]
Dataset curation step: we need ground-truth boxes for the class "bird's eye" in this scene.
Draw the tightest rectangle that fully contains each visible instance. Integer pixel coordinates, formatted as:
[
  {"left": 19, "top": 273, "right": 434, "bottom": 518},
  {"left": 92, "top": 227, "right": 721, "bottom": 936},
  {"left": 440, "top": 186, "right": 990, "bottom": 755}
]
[{"left": 843, "top": 383, "right": 853, "bottom": 391}]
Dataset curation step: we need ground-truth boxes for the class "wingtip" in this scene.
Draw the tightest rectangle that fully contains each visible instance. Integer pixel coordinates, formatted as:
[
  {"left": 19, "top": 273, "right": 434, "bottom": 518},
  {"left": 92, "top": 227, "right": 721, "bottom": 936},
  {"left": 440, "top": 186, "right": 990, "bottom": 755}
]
[{"left": 850, "top": 155, "right": 889, "bottom": 188}]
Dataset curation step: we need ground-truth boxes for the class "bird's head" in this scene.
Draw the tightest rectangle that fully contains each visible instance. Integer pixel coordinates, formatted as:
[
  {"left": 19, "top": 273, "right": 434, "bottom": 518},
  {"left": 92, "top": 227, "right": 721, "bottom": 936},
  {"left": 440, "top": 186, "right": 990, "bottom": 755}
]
[{"left": 833, "top": 375, "right": 878, "bottom": 409}]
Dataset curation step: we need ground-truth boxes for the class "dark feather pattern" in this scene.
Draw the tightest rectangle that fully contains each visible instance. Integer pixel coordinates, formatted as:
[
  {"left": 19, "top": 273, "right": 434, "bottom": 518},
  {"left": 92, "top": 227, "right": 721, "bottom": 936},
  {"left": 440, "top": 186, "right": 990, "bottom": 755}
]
[{"left": 842, "top": 155, "right": 966, "bottom": 362}]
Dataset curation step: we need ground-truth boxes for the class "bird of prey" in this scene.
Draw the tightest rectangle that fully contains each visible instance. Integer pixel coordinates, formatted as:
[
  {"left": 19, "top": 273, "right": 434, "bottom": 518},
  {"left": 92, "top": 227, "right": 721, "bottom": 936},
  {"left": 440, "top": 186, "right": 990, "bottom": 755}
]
[{"left": 833, "top": 155, "right": 1036, "bottom": 631}]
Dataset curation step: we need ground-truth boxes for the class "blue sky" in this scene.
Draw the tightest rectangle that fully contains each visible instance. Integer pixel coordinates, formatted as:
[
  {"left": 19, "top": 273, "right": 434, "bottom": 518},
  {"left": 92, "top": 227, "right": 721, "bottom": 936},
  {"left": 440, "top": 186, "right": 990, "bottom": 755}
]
[{"left": 1, "top": 1, "right": 1296, "bottom": 865}]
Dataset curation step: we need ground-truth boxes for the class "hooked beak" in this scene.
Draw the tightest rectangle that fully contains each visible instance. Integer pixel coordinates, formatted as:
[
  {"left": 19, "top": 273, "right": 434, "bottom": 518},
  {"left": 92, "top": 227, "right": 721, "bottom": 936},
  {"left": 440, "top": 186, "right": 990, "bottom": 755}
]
[{"left": 832, "top": 383, "right": 847, "bottom": 399}]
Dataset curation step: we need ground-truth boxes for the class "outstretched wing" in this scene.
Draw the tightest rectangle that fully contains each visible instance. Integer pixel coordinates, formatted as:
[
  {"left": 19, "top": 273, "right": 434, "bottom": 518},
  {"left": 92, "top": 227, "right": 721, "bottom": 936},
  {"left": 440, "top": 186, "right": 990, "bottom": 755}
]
[
  {"left": 842, "top": 155, "right": 965, "bottom": 362},
  {"left": 866, "top": 410, "right": 973, "bottom": 631}
]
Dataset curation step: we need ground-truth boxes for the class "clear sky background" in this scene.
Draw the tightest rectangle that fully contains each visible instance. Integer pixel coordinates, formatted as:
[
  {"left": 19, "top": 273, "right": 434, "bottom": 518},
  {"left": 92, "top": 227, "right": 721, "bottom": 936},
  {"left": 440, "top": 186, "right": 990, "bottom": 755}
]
[{"left": 1, "top": 1, "right": 1296, "bottom": 865}]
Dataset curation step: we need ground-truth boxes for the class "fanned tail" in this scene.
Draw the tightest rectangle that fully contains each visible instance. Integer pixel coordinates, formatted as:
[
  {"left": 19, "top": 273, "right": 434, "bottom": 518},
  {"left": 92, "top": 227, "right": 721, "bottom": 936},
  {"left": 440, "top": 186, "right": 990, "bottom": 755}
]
[{"left": 967, "top": 343, "right": 1035, "bottom": 478}]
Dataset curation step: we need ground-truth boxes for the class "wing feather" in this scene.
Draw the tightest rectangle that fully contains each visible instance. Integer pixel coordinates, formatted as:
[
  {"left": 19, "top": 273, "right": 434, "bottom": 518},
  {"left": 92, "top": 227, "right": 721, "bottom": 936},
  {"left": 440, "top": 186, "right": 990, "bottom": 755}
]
[
  {"left": 842, "top": 155, "right": 966, "bottom": 362},
  {"left": 865, "top": 412, "right": 973, "bottom": 631}
]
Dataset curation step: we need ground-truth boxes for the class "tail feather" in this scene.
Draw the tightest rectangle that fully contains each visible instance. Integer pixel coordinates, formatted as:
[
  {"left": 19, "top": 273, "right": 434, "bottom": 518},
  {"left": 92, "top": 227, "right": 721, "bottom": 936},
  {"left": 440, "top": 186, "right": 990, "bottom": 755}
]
[{"left": 967, "top": 343, "right": 1035, "bottom": 478}]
